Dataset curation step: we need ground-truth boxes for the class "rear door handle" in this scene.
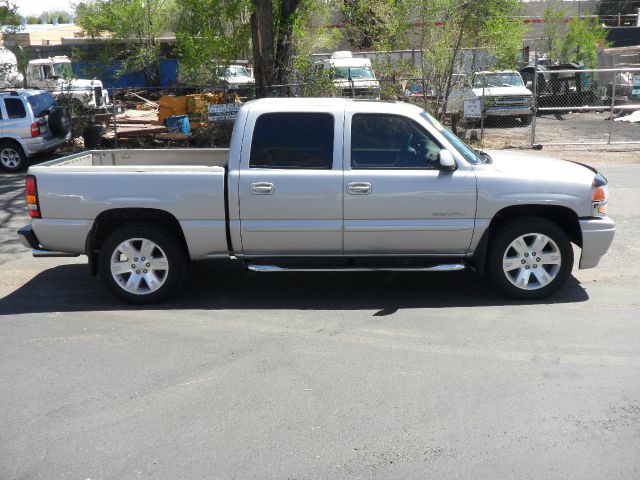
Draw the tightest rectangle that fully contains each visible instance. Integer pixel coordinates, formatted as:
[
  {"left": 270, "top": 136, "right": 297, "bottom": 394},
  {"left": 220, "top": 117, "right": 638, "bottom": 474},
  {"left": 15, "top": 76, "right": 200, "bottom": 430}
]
[
  {"left": 250, "top": 182, "right": 274, "bottom": 194},
  {"left": 347, "top": 182, "right": 372, "bottom": 195}
]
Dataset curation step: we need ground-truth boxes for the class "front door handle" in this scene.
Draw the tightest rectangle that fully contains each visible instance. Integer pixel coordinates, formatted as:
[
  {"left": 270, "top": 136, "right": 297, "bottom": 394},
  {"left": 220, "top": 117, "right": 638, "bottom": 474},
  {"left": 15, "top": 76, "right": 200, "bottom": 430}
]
[
  {"left": 347, "top": 182, "right": 372, "bottom": 195},
  {"left": 250, "top": 182, "right": 274, "bottom": 195}
]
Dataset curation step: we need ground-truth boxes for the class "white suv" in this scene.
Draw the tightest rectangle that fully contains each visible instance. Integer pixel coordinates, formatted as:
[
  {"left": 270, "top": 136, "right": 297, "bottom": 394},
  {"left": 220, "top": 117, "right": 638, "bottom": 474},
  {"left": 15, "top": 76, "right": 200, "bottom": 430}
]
[{"left": 0, "top": 89, "right": 70, "bottom": 172}]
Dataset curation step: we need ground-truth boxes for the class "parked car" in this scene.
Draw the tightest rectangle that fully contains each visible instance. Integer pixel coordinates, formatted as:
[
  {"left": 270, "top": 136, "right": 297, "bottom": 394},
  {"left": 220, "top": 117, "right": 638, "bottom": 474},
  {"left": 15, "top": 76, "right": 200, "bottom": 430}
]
[
  {"left": 0, "top": 89, "right": 70, "bottom": 172},
  {"left": 313, "top": 51, "right": 380, "bottom": 98},
  {"left": 447, "top": 70, "right": 533, "bottom": 126},
  {"left": 18, "top": 98, "right": 614, "bottom": 303}
]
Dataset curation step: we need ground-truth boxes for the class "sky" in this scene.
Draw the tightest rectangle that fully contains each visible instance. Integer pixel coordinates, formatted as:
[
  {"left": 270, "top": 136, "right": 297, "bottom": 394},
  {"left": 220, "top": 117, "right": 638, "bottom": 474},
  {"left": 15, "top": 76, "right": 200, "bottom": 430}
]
[{"left": 17, "top": 0, "right": 76, "bottom": 17}]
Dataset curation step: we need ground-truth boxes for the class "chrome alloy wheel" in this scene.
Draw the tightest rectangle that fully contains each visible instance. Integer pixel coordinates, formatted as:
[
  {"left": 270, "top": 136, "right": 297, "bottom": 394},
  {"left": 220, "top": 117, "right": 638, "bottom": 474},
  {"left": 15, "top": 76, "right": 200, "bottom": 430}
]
[
  {"left": 110, "top": 238, "right": 169, "bottom": 295},
  {"left": 502, "top": 233, "right": 561, "bottom": 290},
  {"left": 0, "top": 147, "right": 21, "bottom": 169}
]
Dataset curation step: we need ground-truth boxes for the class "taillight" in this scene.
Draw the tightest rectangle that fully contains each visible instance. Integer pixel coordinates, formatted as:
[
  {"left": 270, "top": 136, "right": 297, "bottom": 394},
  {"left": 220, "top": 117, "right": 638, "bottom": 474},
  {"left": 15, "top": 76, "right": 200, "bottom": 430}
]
[
  {"left": 31, "top": 122, "right": 41, "bottom": 138},
  {"left": 25, "top": 175, "right": 41, "bottom": 218}
]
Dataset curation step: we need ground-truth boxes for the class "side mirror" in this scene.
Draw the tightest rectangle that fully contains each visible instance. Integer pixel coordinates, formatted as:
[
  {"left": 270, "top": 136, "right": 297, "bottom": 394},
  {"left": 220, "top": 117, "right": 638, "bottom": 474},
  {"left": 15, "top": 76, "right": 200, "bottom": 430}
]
[
  {"left": 526, "top": 81, "right": 533, "bottom": 89},
  {"left": 438, "top": 150, "right": 457, "bottom": 171}
]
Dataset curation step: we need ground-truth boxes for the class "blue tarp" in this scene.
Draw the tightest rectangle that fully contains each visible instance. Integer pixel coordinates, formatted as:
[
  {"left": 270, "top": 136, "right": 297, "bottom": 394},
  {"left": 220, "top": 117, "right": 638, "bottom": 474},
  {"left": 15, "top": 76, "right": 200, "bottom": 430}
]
[{"left": 72, "top": 59, "right": 179, "bottom": 94}]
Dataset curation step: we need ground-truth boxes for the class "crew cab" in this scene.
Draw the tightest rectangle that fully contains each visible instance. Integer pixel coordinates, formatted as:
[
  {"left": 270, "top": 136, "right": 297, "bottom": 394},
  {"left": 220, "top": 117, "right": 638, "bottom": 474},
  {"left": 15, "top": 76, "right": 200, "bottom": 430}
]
[{"left": 18, "top": 98, "right": 615, "bottom": 304}]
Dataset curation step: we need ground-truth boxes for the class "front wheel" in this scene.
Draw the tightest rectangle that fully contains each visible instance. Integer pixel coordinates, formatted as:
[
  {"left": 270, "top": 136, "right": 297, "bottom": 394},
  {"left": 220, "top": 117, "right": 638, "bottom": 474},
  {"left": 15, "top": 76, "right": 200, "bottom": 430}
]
[
  {"left": 99, "top": 224, "right": 186, "bottom": 304},
  {"left": 488, "top": 217, "right": 573, "bottom": 299},
  {"left": 520, "top": 115, "right": 532, "bottom": 126}
]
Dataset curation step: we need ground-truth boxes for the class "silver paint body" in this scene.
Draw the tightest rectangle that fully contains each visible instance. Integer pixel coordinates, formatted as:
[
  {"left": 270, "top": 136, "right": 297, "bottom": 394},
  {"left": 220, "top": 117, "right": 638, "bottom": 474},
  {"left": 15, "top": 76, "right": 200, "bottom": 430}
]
[
  {"left": 0, "top": 90, "right": 69, "bottom": 158},
  {"left": 25, "top": 98, "right": 614, "bottom": 269}
]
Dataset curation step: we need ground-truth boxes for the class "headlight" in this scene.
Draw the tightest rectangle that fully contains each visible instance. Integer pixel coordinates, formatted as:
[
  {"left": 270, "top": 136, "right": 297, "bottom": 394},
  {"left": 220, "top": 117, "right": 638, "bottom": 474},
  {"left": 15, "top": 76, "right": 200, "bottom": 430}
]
[{"left": 592, "top": 173, "right": 608, "bottom": 216}]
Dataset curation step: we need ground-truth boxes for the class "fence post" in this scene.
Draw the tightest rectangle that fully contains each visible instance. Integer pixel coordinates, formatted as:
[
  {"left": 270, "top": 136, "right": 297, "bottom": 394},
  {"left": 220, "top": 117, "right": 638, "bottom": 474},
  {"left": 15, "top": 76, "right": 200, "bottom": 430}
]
[
  {"left": 530, "top": 52, "right": 538, "bottom": 148},
  {"left": 112, "top": 87, "right": 118, "bottom": 149},
  {"left": 608, "top": 69, "right": 617, "bottom": 145}
]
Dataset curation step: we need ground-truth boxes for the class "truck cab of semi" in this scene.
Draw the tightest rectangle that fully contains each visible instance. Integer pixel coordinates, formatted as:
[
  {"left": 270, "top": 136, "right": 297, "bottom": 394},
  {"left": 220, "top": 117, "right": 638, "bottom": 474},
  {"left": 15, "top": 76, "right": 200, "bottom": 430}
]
[{"left": 26, "top": 56, "right": 109, "bottom": 109}]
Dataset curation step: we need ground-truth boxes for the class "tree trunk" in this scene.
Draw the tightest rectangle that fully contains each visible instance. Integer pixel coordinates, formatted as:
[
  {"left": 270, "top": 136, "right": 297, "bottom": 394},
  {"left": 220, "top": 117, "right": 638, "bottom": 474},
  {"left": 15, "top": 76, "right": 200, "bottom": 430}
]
[
  {"left": 251, "top": 0, "right": 275, "bottom": 98},
  {"left": 274, "top": 0, "right": 302, "bottom": 88}
]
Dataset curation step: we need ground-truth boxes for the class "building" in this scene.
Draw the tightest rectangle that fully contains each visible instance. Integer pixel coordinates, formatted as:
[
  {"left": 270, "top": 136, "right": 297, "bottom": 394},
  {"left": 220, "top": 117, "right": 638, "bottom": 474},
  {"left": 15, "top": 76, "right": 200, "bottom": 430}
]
[{"left": 1, "top": 23, "right": 83, "bottom": 48}]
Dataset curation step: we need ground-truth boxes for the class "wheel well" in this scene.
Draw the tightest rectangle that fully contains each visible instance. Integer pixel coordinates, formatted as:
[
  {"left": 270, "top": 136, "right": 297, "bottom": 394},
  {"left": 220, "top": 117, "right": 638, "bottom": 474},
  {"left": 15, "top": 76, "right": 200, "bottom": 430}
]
[
  {"left": 489, "top": 205, "right": 582, "bottom": 247},
  {"left": 0, "top": 138, "right": 26, "bottom": 156},
  {"left": 86, "top": 208, "right": 190, "bottom": 275},
  {"left": 470, "top": 204, "right": 581, "bottom": 274}
]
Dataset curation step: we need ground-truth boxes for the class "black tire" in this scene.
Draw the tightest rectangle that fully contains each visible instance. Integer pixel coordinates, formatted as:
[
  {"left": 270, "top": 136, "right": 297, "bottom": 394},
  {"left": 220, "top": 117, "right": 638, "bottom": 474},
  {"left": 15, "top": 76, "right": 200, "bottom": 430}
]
[
  {"left": 520, "top": 115, "right": 532, "bottom": 126},
  {"left": 488, "top": 217, "right": 573, "bottom": 300},
  {"left": 0, "top": 141, "right": 26, "bottom": 172},
  {"left": 99, "top": 223, "right": 186, "bottom": 304},
  {"left": 48, "top": 106, "right": 70, "bottom": 138},
  {"left": 83, "top": 124, "right": 105, "bottom": 149}
]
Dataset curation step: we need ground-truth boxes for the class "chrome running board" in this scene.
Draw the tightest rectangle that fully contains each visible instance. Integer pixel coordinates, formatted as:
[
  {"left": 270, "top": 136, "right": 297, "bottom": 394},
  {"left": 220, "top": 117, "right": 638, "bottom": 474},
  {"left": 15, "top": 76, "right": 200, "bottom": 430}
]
[
  {"left": 32, "top": 249, "right": 80, "bottom": 258},
  {"left": 247, "top": 264, "right": 465, "bottom": 273}
]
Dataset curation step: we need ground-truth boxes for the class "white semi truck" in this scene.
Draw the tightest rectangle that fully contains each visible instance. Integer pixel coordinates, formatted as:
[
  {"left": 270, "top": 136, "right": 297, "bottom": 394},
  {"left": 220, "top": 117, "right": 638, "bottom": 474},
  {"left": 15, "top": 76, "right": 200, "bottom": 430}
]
[{"left": 26, "top": 56, "right": 109, "bottom": 108}]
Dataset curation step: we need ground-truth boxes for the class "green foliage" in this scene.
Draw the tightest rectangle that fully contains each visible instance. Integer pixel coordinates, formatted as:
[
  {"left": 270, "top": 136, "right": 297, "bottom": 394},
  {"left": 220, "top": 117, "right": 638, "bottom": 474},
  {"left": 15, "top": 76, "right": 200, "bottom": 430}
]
[
  {"left": 410, "top": 0, "right": 526, "bottom": 119},
  {"left": 542, "top": 6, "right": 565, "bottom": 62},
  {"left": 25, "top": 10, "right": 73, "bottom": 24},
  {"left": 75, "top": 0, "right": 179, "bottom": 85},
  {"left": 175, "top": 0, "right": 252, "bottom": 84},
  {"left": 341, "top": 0, "right": 409, "bottom": 50},
  {"left": 560, "top": 17, "right": 609, "bottom": 68}
]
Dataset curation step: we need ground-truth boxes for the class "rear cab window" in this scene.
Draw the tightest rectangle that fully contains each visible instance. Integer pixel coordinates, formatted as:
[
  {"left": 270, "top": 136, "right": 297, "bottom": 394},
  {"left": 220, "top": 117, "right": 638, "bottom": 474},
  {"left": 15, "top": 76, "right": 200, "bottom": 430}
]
[
  {"left": 249, "top": 112, "right": 334, "bottom": 169},
  {"left": 27, "top": 92, "right": 57, "bottom": 118}
]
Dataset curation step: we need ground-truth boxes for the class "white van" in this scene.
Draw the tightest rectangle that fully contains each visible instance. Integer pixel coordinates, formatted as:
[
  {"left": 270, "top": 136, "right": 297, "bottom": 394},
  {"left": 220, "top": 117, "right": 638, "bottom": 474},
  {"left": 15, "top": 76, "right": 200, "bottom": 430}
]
[{"left": 313, "top": 51, "right": 379, "bottom": 98}]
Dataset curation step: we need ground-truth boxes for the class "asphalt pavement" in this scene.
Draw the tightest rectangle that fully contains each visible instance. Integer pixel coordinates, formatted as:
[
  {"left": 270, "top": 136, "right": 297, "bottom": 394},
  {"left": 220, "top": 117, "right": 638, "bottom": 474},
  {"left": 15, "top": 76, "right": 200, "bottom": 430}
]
[{"left": 1, "top": 158, "right": 639, "bottom": 479}]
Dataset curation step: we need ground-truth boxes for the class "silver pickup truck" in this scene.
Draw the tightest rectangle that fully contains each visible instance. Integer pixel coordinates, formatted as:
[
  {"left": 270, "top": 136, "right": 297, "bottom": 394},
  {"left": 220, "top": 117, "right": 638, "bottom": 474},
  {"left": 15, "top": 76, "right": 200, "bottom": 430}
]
[{"left": 17, "top": 98, "right": 615, "bottom": 304}]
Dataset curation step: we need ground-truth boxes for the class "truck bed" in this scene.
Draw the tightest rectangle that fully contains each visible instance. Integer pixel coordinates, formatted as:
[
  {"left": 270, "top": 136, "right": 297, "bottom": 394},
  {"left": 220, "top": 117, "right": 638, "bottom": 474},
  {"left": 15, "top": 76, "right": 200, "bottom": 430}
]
[
  {"left": 37, "top": 148, "right": 229, "bottom": 169},
  {"left": 28, "top": 148, "right": 230, "bottom": 259}
]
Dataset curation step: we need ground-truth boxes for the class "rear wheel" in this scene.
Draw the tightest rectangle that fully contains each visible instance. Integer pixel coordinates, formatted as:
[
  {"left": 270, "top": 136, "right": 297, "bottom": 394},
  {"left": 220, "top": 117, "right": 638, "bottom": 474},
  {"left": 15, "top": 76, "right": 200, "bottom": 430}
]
[
  {"left": 99, "top": 224, "right": 186, "bottom": 304},
  {"left": 0, "top": 141, "right": 26, "bottom": 172},
  {"left": 488, "top": 217, "right": 573, "bottom": 299}
]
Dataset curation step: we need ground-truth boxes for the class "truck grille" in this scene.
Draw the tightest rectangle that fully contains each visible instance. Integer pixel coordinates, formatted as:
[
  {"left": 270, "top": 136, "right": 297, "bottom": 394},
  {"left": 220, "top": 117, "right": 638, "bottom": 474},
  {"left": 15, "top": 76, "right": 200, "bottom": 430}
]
[
  {"left": 490, "top": 95, "right": 531, "bottom": 107},
  {"left": 341, "top": 88, "right": 378, "bottom": 99},
  {"left": 94, "top": 86, "right": 103, "bottom": 106}
]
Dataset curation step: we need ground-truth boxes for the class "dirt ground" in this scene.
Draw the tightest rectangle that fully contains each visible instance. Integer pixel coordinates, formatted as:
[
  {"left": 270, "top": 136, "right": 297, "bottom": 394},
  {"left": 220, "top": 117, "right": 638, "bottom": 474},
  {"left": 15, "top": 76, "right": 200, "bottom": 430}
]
[{"left": 469, "top": 111, "right": 640, "bottom": 163}]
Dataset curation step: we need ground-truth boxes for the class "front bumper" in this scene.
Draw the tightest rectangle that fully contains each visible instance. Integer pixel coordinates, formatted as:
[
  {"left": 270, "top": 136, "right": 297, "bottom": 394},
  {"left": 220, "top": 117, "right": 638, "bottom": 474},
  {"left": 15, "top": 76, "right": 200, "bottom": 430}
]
[
  {"left": 578, "top": 216, "right": 615, "bottom": 269},
  {"left": 17, "top": 225, "right": 80, "bottom": 258},
  {"left": 484, "top": 107, "right": 532, "bottom": 117}
]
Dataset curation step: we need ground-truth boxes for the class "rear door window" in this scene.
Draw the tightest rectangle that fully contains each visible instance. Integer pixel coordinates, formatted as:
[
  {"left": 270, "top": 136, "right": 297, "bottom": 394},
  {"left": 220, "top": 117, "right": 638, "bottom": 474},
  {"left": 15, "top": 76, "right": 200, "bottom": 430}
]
[
  {"left": 27, "top": 92, "right": 56, "bottom": 118},
  {"left": 4, "top": 98, "right": 26, "bottom": 119},
  {"left": 249, "top": 113, "right": 334, "bottom": 169}
]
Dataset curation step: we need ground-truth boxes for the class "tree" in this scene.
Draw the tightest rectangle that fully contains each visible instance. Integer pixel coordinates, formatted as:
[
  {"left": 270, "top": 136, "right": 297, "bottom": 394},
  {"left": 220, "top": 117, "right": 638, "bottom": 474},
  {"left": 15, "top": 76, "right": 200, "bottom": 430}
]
[
  {"left": 175, "top": 0, "right": 252, "bottom": 84},
  {"left": 75, "top": 0, "right": 180, "bottom": 86},
  {"left": 341, "top": 0, "right": 409, "bottom": 50},
  {"left": 560, "top": 17, "right": 609, "bottom": 68},
  {"left": 26, "top": 10, "right": 73, "bottom": 24},
  {"left": 412, "top": 0, "right": 525, "bottom": 118},
  {"left": 542, "top": 5, "right": 566, "bottom": 62},
  {"left": 0, "top": 1, "right": 27, "bottom": 87}
]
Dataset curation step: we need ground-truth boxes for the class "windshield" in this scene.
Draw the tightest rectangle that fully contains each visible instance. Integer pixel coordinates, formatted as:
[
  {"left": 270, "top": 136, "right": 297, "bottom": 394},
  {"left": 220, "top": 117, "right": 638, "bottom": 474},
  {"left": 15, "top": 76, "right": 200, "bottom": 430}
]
[
  {"left": 27, "top": 92, "right": 56, "bottom": 117},
  {"left": 333, "top": 67, "right": 376, "bottom": 80},
  {"left": 53, "top": 62, "right": 74, "bottom": 78},
  {"left": 473, "top": 73, "right": 524, "bottom": 88},
  {"left": 224, "top": 66, "right": 250, "bottom": 78},
  {"left": 419, "top": 111, "right": 480, "bottom": 164}
]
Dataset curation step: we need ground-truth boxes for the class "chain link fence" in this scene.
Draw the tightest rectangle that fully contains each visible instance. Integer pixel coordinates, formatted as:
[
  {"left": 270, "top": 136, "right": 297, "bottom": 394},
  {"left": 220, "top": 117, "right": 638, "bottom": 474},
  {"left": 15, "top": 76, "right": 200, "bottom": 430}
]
[
  {"left": 62, "top": 68, "right": 639, "bottom": 152},
  {"left": 529, "top": 66, "right": 640, "bottom": 147}
]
